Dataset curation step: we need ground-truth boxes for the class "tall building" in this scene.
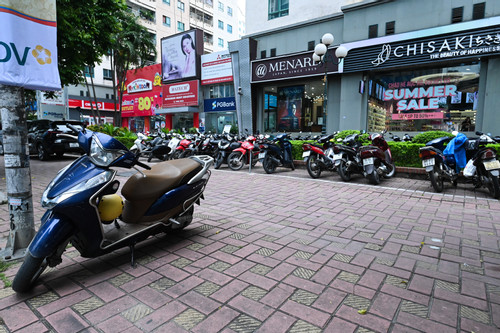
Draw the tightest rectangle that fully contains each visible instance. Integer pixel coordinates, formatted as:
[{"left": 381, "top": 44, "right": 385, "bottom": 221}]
[
  {"left": 228, "top": 0, "right": 500, "bottom": 135},
  {"left": 63, "top": 0, "right": 245, "bottom": 130}
]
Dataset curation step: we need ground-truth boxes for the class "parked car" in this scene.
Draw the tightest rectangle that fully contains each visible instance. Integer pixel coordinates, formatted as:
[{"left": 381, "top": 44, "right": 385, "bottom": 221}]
[{"left": 28, "top": 120, "right": 85, "bottom": 160}]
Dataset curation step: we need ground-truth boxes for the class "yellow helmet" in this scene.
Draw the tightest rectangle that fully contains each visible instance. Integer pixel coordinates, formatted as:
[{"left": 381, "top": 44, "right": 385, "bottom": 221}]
[{"left": 98, "top": 194, "right": 123, "bottom": 223}]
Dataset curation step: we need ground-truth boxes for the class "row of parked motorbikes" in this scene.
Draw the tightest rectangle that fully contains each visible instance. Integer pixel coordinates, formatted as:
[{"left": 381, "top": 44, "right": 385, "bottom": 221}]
[{"left": 132, "top": 128, "right": 500, "bottom": 198}]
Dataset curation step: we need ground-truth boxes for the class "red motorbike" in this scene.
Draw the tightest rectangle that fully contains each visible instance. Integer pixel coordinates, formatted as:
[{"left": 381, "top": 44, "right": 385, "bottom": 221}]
[
  {"left": 172, "top": 135, "right": 193, "bottom": 159},
  {"left": 359, "top": 130, "right": 395, "bottom": 184},
  {"left": 227, "top": 135, "right": 261, "bottom": 171},
  {"left": 301, "top": 134, "right": 336, "bottom": 178}
]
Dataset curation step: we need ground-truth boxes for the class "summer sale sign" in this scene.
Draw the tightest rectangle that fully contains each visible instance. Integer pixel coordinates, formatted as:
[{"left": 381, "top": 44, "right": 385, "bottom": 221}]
[{"left": 0, "top": 0, "right": 61, "bottom": 90}]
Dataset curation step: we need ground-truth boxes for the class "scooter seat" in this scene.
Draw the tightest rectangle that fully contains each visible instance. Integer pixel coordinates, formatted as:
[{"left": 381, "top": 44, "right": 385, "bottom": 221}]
[{"left": 122, "top": 158, "right": 202, "bottom": 201}]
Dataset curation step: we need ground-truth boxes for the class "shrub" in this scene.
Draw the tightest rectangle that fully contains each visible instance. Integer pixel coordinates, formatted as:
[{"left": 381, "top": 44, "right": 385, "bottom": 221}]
[
  {"left": 412, "top": 131, "right": 453, "bottom": 144},
  {"left": 387, "top": 142, "right": 424, "bottom": 168}
]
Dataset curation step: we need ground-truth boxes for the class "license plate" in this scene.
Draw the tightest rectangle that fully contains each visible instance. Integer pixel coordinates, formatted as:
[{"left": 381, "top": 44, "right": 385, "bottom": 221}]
[
  {"left": 484, "top": 160, "right": 500, "bottom": 170},
  {"left": 422, "top": 158, "right": 435, "bottom": 167},
  {"left": 333, "top": 153, "right": 342, "bottom": 160},
  {"left": 362, "top": 157, "right": 374, "bottom": 166},
  {"left": 258, "top": 153, "right": 265, "bottom": 159},
  {"left": 69, "top": 142, "right": 79, "bottom": 148},
  {"left": 302, "top": 151, "right": 311, "bottom": 158}
]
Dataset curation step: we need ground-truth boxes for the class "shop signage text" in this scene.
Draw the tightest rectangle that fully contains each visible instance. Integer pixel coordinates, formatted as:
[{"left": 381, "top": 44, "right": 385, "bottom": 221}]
[
  {"left": 384, "top": 83, "right": 457, "bottom": 112},
  {"left": 127, "top": 79, "right": 153, "bottom": 93},
  {"left": 163, "top": 80, "right": 199, "bottom": 108},
  {"left": 344, "top": 26, "right": 500, "bottom": 72},
  {"left": 201, "top": 50, "right": 233, "bottom": 85},
  {"left": 121, "top": 64, "right": 162, "bottom": 117},
  {"left": 392, "top": 112, "right": 444, "bottom": 120},
  {"left": 251, "top": 49, "right": 340, "bottom": 83},
  {"left": 203, "top": 97, "right": 236, "bottom": 112}
]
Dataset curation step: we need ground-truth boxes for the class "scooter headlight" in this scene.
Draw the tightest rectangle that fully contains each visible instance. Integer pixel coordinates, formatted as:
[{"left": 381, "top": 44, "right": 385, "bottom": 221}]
[
  {"left": 89, "top": 134, "right": 125, "bottom": 167},
  {"left": 42, "top": 170, "right": 114, "bottom": 209}
]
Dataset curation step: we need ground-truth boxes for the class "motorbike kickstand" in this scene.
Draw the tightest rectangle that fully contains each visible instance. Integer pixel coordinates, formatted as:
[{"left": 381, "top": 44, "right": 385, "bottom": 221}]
[{"left": 129, "top": 242, "right": 137, "bottom": 268}]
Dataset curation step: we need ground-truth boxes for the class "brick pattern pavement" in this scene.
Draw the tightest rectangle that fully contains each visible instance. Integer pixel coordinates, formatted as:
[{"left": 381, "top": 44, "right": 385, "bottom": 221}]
[{"left": 0, "top": 157, "right": 499, "bottom": 332}]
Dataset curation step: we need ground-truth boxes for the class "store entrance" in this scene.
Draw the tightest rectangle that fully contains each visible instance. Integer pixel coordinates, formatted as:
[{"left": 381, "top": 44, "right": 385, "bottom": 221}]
[{"left": 205, "top": 112, "right": 237, "bottom": 133}]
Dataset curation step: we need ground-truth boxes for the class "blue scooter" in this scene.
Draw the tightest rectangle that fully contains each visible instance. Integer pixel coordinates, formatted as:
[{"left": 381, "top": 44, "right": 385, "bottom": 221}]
[
  {"left": 259, "top": 133, "right": 295, "bottom": 174},
  {"left": 13, "top": 125, "right": 213, "bottom": 292}
]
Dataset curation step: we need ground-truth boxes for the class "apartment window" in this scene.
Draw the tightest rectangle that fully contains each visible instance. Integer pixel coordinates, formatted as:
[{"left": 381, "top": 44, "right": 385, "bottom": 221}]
[
  {"left": 218, "top": 1, "right": 224, "bottom": 11},
  {"left": 103, "top": 69, "right": 113, "bottom": 80},
  {"left": 163, "top": 15, "right": 171, "bottom": 26},
  {"left": 452, "top": 6, "right": 463, "bottom": 23},
  {"left": 473, "top": 2, "right": 485, "bottom": 20},
  {"left": 84, "top": 66, "right": 94, "bottom": 78},
  {"left": 270, "top": 48, "right": 276, "bottom": 57},
  {"left": 218, "top": 38, "right": 224, "bottom": 47},
  {"left": 261, "top": 50, "right": 266, "bottom": 59},
  {"left": 368, "top": 24, "right": 378, "bottom": 38},
  {"left": 106, "top": 94, "right": 110, "bottom": 99},
  {"left": 307, "top": 41, "right": 315, "bottom": 51},
  {"left": 86, "top": 91, "right": 90, "bottom": 97},
  {"left": 163, "top": 0, "right": 170, "bottom": 4},
  {"left": 268, "top": 0, "right": 288, "bottom": 20},
  {"left": 228, "top": 6, "right": 233, "bottom": 16},
  {"left": 177, "top": 21, "right": 185, "bottom": 31},
  {"left": 227, "top": 24, "right": 232, "bottom": 34},
  {"left": 80, "top": 91, "right": 84, "bottom": 96},
  {"left": 218, "top": 20, "right": 224, "bottom": 29},
  {"left": 178, "top": 0, "right": 184, "bottom": 11},
  {"left": 385, "top": 21, "right": 395, "bottom": 35}
]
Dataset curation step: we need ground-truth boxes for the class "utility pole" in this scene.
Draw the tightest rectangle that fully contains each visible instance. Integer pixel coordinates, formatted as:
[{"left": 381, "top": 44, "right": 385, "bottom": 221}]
[{"left": 0, "top": 84, "right": 35, "bottom": 260}]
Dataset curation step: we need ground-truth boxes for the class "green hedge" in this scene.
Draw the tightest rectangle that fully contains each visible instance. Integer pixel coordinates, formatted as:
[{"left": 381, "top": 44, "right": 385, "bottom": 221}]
[{"left": 115, "top": 137, "right": 136, "bottom": 149}]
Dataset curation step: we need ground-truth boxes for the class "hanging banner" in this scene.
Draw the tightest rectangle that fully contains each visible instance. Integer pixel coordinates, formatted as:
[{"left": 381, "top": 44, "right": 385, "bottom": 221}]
[{"left": 0, "top": 0, "right": 61, "bottom": 90}]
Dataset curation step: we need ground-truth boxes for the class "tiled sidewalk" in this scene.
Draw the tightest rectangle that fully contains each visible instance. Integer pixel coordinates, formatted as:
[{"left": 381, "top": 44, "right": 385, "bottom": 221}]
[{"left": 0, "top": 158, "right": 499, "bottom": 332}]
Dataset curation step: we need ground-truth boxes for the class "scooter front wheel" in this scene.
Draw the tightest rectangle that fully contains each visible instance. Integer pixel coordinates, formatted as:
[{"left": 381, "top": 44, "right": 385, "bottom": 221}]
[
  {"left": 338, "top": 159, "right": 352, "bottom": 182},
  {"left": 214, "top": 152, "right": 224, "bottom": 169},
  {"left": 367, "top": 170, "right": 381, "bottom": 185},
  {"left": 263, "top": 154, "right": 277, "bottom": 174},
  {"left": 306, "top": 154, "right": 322, "bottom": 178},
  {"left": 12, "top": 253, "right": 48, "bottom": 293},
  {"left": 228, "top": 152, "right": 245, "bottom": 171},
  {"left": 172, "top": 150, "right": 183, "bottom": 159}
]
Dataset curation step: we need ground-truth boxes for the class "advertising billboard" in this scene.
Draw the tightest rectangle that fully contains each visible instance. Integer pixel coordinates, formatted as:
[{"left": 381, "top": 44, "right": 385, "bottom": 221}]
[
  {"left": 121, "top": 63, "right": 163, "bottom": 117},
  {"left": 0, "top": 0, "right": 61, "bottom": 90},
  {"left": 201, "top": 50, "right": 233, "bottom": 85},
  {"left": 161, "top": 29, "right": 203, "bottom": 83},
  {"left": 162, "top": 80, "right": 199, "bottom": 108}
]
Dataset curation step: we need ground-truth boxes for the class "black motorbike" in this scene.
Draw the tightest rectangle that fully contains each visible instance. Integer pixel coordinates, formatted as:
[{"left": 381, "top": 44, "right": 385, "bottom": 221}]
[
  {"left": 259, "top": 133, "right": 295, "bottom": 174},
  {"left": 214, "top": 134, "right": 241, "bottom": 169},
  {"left": 334, "top": 133, "right": 364, "bottom": 182},
  {"left": 147, "top": 133, "right": 171, "bottom": 162}
]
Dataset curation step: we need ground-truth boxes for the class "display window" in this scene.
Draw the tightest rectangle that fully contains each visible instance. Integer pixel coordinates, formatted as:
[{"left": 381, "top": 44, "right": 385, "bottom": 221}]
[
  {"left": 367, "top": 63, "right": 480, "bottom": 132},
  {"left": 263, "top": 80, "right": 325, "bottom": 132}
]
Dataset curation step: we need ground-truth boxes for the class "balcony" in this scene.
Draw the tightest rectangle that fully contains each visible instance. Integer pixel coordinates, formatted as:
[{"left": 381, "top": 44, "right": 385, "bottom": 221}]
[{"left": 128, "top": 0, "right": 155, "bottom": 11}]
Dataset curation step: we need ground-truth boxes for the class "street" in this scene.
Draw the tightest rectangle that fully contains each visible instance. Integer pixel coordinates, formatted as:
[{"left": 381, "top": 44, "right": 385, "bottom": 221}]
[{"left": 0, "top": 155, "right": 499, "bottom": 332}]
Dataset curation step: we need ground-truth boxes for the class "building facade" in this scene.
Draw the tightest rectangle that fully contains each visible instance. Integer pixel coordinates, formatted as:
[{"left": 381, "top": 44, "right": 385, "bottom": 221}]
[{"left": 232, "top": 0, "right": 500, "bottom": 135}]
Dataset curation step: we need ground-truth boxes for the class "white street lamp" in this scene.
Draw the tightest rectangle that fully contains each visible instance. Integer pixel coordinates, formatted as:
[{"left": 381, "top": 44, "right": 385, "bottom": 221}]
[{"left": 313, "top": 34, "right": 348, "bottom": 134}]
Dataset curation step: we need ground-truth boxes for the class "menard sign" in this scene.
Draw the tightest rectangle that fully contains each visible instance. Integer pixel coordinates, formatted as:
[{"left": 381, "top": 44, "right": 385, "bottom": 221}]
[
  {"left": 251, "top": 49, "right": 341, "bottom": 83},
  {"left": 343, "top": 19, "right": 500, "bottom": 73}
]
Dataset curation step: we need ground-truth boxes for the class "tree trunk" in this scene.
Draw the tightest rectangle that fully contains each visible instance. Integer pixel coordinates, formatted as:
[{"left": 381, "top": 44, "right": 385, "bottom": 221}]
[
  {"left": 84, "top": 73, "right": 98, "bottom": 124},
  {"left": 89, "top": 72, "right": 102, "bottom": 123},
  {"left": 111, "top": 52, "right": 119, "bottom": 126},
  {"left": 0, "top": 84, "right": 35, "bottom": 260}
]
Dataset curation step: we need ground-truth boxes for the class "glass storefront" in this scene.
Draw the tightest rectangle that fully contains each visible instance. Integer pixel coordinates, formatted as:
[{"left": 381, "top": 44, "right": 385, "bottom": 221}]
[
  {"left": 172, "top": 113, "right": 194, "bottom": 131},
  {"left": 204, "top": 112, "right": 237, "bottom": 133},
  {"left": 263, "top": 79, "right": 325, "bottom": 132},
  {"left": 367, "top": 62, "right": 480, "bottom": 132}
]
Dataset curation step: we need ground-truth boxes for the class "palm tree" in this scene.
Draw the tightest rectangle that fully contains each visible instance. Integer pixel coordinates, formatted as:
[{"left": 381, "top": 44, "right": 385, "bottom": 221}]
[{"left": 112, "top": 11, "right": 157, "bottom": 127}]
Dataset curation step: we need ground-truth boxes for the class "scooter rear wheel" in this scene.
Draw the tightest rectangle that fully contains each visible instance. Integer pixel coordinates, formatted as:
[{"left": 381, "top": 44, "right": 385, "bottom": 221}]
[
  {"left": 228, "top": 152, "right": 245, "bottom": 171},
  {"left": 263, "top": 154, "right": 277, "bottom": 174},
  {"left": 485, "top": 171, "right": 500, "bottom": 199},
  {"left": 429, "top": 165, "right": 444, "bottom": 192},
  {"left": 12, "top": 253, "right": 48, "bottom": 292},
  {"left": 367, "top": 170, "right": 381, "bottom": 185},
  {"left": 338, "top": 160, "right": 352, "bottom": 182},
  {"left": 172, "top": 150, "right": 183, "bottom": 159}
]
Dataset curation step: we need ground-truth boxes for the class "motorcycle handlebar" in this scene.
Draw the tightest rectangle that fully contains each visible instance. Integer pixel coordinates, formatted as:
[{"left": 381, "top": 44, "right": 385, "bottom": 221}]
[{"left": 135, "top": 160, "right": 151, "bottom": 170}]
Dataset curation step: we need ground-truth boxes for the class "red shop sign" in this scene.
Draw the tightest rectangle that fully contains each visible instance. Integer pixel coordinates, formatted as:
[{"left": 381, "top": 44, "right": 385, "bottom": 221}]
[
  {"left": 162, "top": 80, "right": 199, "bottom": 108},
  {"left": 68, "top": 99, "right": 117, "bottom": 111}
]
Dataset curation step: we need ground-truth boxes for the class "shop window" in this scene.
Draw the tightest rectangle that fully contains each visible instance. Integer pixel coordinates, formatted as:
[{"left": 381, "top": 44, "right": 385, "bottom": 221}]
[
  {"left": 473, "top": 2, "right": 485, "bottom": 20},
  {"left": 452, "top": 7, "right": 463, "bottom": 23},
  {"left": 268, "top": 0, "right": 288, "bottom": 20},
  {"left": 270, "top": 48, "right": 276, "bottom": 57},
  {"left": 264, "top": 91, "right": 278, "bottom": 132},
  {"left": 368, "top": 24, "right": 378, "bottom": 39},
  {"left": 366, "top": 63, "right": 480, "bottom": 133},
  {"left": 385, "top": 21, "right": 395, "bottom": 35},
  {"left": 308, "top": 41, "right": 315, "bottom": 51}
]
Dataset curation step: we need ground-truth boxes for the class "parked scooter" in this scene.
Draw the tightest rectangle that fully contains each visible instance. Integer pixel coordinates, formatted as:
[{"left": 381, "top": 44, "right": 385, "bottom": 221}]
[
  {"left": 420, "top": 131, "right": 500, "bottom": 198},
  {"left": 227, "top": 135, "right": 260, "bottom": 171},
  {"left": 147, "top": 132, "right": 171, "bottom": 162},
  {"left": 259, "top": 133, "right": 295, "bottom": 174},
  {"left": 172, "top": 135, "right": 193, "bottom": 159},
  {"left": 12, "top": 125, "right": 213, "bottom": 292},
  {"left": 130, "top": 132, "right": 149, "bottom": 156},
  {"left": 334, "top": 133, "right": 365, "bottom": 182},
  {"left": 302, "top": 134, "right": 335, "bottom": 178},
  {"left": 359, "top": 130, "right": 395, "bottom": 184},
  {"left": 214, "top": 134, "right": 240, "bottom": 169}
]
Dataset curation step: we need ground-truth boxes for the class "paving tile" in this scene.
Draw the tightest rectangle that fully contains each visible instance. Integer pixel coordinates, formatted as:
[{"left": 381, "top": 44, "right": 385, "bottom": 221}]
[
  {"left": 46, "top": 308, "right": 89, "bottom": 333},
  {"left": 280, "top": 300, "right": 330, "bottom": 327}
]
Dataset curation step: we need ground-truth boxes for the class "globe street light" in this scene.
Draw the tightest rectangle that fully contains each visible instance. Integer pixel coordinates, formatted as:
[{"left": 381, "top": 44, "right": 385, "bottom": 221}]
[{"left": 313, "top": 33, "right": 348, "bottom": 134}]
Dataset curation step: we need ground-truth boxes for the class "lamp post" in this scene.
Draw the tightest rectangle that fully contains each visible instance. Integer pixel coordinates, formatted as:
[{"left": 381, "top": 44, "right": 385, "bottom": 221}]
[{"left": 313, "top": 33, "right": 348, "bottom": 134}]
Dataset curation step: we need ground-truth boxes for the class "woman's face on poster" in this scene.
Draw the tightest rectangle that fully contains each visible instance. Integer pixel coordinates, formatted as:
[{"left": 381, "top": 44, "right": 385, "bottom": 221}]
[{"left": 183, "top": 38, "right": 194, "bottom": 54}]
